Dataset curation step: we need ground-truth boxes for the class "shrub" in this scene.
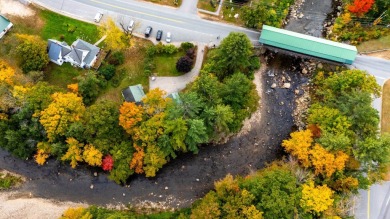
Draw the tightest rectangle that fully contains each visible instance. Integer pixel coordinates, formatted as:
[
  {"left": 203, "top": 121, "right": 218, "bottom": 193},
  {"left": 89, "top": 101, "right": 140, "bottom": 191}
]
[
  {"left": 27, "top": 71, "right": 45, "bottom": 83},
  {"left": 107, "top": 51, "right": 124, "bottom": 66},
  {"left": 98, "top": 64, "right": 116, "bottom": 80},
  {"left": 180, "top": 42, "right": 195, "bottom": 51},
  {"left": 110, "top": 68, "right": 126, "bottom": 88},
  {"left": 163, "top": 44, "right": 179, "bottom": 54},
  {"left": 186, "top": 48, "right": 195, "bottom": 59},
  {"left": 176, "top": 56, "right": 193, "bottom": 73}
]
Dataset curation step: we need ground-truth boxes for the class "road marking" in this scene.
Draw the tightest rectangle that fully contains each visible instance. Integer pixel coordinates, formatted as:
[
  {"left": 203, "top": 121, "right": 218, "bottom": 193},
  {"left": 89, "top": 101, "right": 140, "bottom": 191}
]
[{"left": 89, "top": 0, "right": 183, "bottom": 23}]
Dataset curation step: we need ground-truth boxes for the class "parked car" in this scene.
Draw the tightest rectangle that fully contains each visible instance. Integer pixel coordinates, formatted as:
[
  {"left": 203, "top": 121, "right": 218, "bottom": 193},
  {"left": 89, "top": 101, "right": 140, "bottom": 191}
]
[
  {"left": 94, "top": 13, "right": 103, "bottom": 23},
  {"left": 156, "top": 30, "right": 163, "bottom": 41},
  {"left": 166, "top": 32, "right": 171, "bottom": 43},
  {"left": 128, "top": 20, "right": 135, "bottom": 32},
  {"left": 145, "top": 26, "right": 152, "bottom": 37}
]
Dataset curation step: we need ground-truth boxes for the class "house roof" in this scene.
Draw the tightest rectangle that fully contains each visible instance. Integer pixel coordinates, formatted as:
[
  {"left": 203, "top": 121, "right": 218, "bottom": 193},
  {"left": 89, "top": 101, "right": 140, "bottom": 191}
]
[
  {"left": 259, "top": 25, "right": 357, "bottom": 64},
  {"left": 167, "top": 92, "right": 182, "bottom": 104},
  {"left": 121, "top": 84, "right": 146, "bottom": 103},
  {"left": 72, "top": 39, "right": 100, "bottom": 66},
  {"left": 0, "top": 15, "right": 12, "bottom": 33},
  {"left": 48, "top": 39, "right": 71, "bottom": 62}
]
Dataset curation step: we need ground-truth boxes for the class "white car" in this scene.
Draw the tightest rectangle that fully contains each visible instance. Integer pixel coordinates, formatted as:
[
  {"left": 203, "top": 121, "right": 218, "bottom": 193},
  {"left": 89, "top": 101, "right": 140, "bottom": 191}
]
[
  {"left": 166, "top": 32, "right": 172, "bottom": 43},
  {"left": 128, "top": 20, "right": 135, "bottom": 32},
  {"left": 94, "top": 13, "right": 103, "bottom": 23}
]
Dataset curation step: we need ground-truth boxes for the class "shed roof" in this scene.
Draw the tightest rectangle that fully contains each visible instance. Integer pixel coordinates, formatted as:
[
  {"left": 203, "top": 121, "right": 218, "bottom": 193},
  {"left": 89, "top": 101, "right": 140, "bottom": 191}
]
[
  {"left": 259, "top": 25, "right": 357, "bottom": 64},
  {"left": 0, "top": 15, "right": 12, "bottom": 32},
  {"left": 167, "top": 92, "right": 182, "bottom": 104},
  {"left": 121, "top": 84, "right": 145, "bottom": 103}
]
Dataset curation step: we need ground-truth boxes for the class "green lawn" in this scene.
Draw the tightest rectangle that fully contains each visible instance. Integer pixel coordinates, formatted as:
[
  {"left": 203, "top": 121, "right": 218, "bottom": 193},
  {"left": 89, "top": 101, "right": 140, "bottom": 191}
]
[
  {"left": 357, "top": 35, "right": 390, "bottom": 52},
  {"left": 44, "top": 63, "right": 83, "bottom": 89},
  {"left": 198, "top": 0, "right": 218, "bottom": 12},
  {"left": 40, "top": 10, "right": 100, "bottom": 45},
  {"left": 154, "top": 50, "right": 186, "bottom": 76}
]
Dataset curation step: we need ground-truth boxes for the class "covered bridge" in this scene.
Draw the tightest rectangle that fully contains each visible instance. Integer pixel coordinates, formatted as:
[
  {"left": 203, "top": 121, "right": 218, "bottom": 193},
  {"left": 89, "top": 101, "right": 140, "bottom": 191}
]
[{"left": 259, "top": 25, "right": 357, "bottom": 64}]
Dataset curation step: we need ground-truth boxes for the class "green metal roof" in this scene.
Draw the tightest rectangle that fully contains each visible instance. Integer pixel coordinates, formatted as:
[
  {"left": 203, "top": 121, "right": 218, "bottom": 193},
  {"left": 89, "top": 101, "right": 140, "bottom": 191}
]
[
  {"left": 129, "top": 84, "right": 145, "bottom": 103},
  {"left": 259, "top": 25, "right": 357, "bottom": 64},
  {"left": 0, "top": 15, "right": 12, "bottom": 33},
  {"left": 167, "top": 92, "right": 182, "bottom": 104}
]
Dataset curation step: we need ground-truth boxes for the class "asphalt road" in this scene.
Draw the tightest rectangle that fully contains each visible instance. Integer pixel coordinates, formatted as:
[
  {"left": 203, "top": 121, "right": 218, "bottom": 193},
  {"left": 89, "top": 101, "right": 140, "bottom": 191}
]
[{"left": 34, "top": 0, "right": 260, "bottom": 45}]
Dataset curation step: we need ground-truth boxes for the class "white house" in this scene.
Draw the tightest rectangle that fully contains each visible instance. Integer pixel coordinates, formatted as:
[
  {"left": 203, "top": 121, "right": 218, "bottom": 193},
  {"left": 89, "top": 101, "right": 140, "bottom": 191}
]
[
  {"left": 0, "top": 15, "right": 13, "bottom": 39},
  {"left": 47, "top": 39, "right": 101, "bottom": 68}
]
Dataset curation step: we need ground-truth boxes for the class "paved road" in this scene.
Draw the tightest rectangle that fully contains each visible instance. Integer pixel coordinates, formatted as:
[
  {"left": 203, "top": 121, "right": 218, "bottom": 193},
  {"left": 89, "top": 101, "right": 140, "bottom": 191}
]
[
  {"left": 33, "top": 0, "right": 260, "bottom": 45},
  {"left": 351, "top": 55, "right": 390, "bottom": 219}
]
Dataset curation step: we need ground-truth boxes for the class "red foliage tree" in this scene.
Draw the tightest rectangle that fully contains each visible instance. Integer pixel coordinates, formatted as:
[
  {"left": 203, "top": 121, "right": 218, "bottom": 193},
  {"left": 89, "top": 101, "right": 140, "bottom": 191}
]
[
  {"left": 102, "top": 154, "right": 114, "bottom": 171},
  {"left": 348, "top": 0, "right": 375, "bottom": 16}
]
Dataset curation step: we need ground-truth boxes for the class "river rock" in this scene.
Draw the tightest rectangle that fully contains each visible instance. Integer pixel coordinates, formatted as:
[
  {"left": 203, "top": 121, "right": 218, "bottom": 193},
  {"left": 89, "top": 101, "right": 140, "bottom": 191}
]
[
  {"left": 302, "top": 68, "right": 308, "bottom": 74},
  {"left": 317, "top": 63, "right": 323, "bottom": 69},
  {"left": 271, "top": 83, "right": 277, "bottom": 88},
  {"left": 282, "top": 83, "right": 291, "bottom": 89},
  {"left": 165, "top": 186, "right": 168, "bottom": 190},
  {"left": 295, "top": 89, "right": 300, "bottom": 95},
  {"left": 94, "top": 172, "right": 97, "bottom": 177},
  {"left": 298, "top": 13, "right": 304, "bottom": 19},
  {"left": 90, "top": 184, "right": 94, "bottom": 189}
]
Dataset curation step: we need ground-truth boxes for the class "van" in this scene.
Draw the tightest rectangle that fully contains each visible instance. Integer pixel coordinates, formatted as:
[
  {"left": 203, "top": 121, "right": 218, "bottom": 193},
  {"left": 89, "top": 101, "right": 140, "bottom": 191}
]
[
  {"left": 128, "top": 20, "right": 135, "bottom": 32},
  {"left": 94, "top": 13, "right": 103, "bottom": 23}
]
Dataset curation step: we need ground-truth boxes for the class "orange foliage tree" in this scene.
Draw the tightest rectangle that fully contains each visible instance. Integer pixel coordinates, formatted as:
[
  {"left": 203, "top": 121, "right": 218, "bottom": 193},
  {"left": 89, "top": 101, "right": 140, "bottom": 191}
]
[
  {"left": 130, "top": 144, "right": 145, "bottom": 174},
  {"left": 348, "top": 0, "right": 375, "bottom": 16},
  {"left": 282, "top": 129, "right": 313, "bottom": 167},
  {"left": 119, "top": 102, "right": 143, "bottom": 135},
  {"left": 310, "top": 144, "right": 349, "bottom": 178}
]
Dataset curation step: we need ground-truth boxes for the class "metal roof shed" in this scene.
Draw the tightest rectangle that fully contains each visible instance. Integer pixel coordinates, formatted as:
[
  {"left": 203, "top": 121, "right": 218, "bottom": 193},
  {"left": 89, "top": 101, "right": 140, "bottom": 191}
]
[
  {"left": 259, "top": 25, "right": 357, "bottom": 64},
  {"left": 0, "top": 15, "right": 13, "bottom": 39},
  {"left": 121, "top": 84, "right": 145, "bottom": 104}
]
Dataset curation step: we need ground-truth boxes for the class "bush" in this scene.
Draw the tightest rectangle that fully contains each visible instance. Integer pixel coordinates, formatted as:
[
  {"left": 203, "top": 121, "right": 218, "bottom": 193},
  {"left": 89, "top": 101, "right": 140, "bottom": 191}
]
[
  {"left": 27, "top": 71, "right": 45, "bottom": 83},
  {"left": 110, "top": 68, "right": 126, "bottom": 88},
  {"left": 180, "top": 42, "right": 195, "bottom": 51},
  {"left": 176, "top": 56, "right": 193, "bottom": 73},
  {"left": 98, "top": 64, "right": 116, "bottom": 80},
  {"left": 163, "top": 44, "right": 179, "bottom": 54},
  {"left": 107, "top": 51, "right": 125, "bottom": 66},
  {"left": 0, "top": 173, "right": 22, "bottom": 189},
  {"left": 186, "top": 48, "right": 195, "bottom": 59}
]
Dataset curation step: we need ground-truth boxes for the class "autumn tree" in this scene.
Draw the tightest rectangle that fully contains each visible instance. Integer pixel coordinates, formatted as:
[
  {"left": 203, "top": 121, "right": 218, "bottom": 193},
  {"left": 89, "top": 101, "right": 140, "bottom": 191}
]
[
  {"left": 130, "top": 144, "right": 144, "bottom": 174},
  {"left": 190, "top": 192, "right": 221, "bottom": 219},
  {"left": 61, "top": 138, "right": 84, "bottom": 168},
  {"left": 39, "top": 92, "right": 85, "bottom": 142},
  {"left": 0, "top": 59, "right": 15, "bottom": 85},
  {"left": 102, "top": 154, "right": 114, "bottom": 171},
  {"left": 27, "top": 82, "right": 60, "bottom": 113},
  {"left": 282, "top": 129, "right": 314, "bottom": 167},
  {"left": 109, "top": 141, "right": 134, "bottom": 184},
  {"left": 307, "top": 104, "right": 352, "bottom": 135},
  {"left": 99, "top": 18, "right": 129, "bottom": 50},
  {"left": 83, "top": 144, "right": 103, "bottom": 166},
  {"left": 142, "top": 88, "right": 170, "bottom": 116},
  {"left": 119, "top": 102, "right": 143, "bottom": 135},
  {"left": 15, "top": 34, "right": 49, "bottom": 73},
  {"left": 348, "top": 0, "right": 375, "bottom": 16},
  {"left": 34, "top": 142, "right": 51, "bottom": 165},
  {"left": 300, "top": 181, "right": 334, "bottom": 215},
  {"left": 143, "top": 144, "right": 167, "bottom": 177},
  {"left": 310, "top": 144, "right": 349, "bottom": 178}
]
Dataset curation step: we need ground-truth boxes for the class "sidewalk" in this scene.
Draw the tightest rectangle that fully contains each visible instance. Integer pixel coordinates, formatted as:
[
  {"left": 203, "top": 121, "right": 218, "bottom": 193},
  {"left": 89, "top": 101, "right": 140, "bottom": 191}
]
[{"left": 149, "top": 43, "right": 206, "bottom": 94}]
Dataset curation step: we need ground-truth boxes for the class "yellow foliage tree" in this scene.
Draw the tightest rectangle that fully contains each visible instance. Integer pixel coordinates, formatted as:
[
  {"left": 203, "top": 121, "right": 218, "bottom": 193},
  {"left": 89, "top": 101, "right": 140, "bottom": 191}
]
[
  {"left": 310, "top": 144, "right": 349, "bottom": 178},
  {"left": 61, "top": 207, "right": 92, "bottom": 219},
  {"left": 12, "top": 85, "right": 30, "bottom": 104},
  {"left": 99, "top": 18, "right": 128, "bottom": 50},
  {"left": 142, "top": 88, "right": 170, "bottom": 116},
  {"left": 282, "top": 129, "right": 313, "bottom": 167},
  {"left": 300, "top": 181, "right": 334, "bottom": 214},
  {"left": 130, "top": 145, "right": 145, "bottom": 174},
  {"left": 62, "top": 138, "right": 84, "bottom": 168},
  {"left": 83, "top": 144, "right": 103, "bottom": 166},
  {"left": 39, "top": 92, "right": 85, "bottom": 142},
  {"left": 34, "top": 142, "right": 51, "bottom": 165},
  {"left": 119, "top": 102, "right": 143, "bottom": 135},
  {"left": 242, "top": 205, "right": 263, "bottom": 219},
  {"left": 0, "top": 59, "right": 15, "bottom": 85}
]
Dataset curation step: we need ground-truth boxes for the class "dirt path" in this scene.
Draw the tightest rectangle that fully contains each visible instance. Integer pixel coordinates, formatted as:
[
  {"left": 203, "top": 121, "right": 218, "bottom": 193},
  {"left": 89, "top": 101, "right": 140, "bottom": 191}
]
[{"left": 0, "top": 0, "right": 35, "bottom": 17}]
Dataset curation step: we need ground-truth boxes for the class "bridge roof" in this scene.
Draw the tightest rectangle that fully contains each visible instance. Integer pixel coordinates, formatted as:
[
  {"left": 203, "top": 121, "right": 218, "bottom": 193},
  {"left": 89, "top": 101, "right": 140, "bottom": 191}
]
[{"left": 259, "top": 25, "right": 357, "bottom": 64}]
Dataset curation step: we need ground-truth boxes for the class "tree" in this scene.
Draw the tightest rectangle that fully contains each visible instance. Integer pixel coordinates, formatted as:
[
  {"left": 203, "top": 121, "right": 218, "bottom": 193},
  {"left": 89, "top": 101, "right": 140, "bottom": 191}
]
[
  {"left": 163, "top": 118, "right": 188, "bottom": 152},
  {"left": 310, "top": 144, "right": 349, "bottom": 178},
  {"left": 143, "top": 144, "right": 167, "bottom": 177},
  {"left": 130, "top": 144, "right": 145, "bottom": 174},
  {"left": 166, "top": 91, "right": 203, "bottom": 120},
  {"left": 99, "top": 18, "right": 129, "bottom": 50},
  {"left": 282, "top": 129, "right": 314, "bottom": 168},
  {"left": 222, "top": 72, "right": 255, "bottom": 111},
  {"left": 119, "top": 102, "right": 143, "bottom": 135},
  {"left": 102, "top": 154, "right": 114, "bottom": 171},
  {"left": 39, "top": 92, "right": 85, "bottom": 142},
  {"left": 0, "top": 59, "right": 15, "bottom": 85},
  {"left": 78, "top": 71, "right": 105, "bottom": 106},
  {"left": 241, "top": 3, "right": 269, "bottom": 29},
  {"left": 300, "top": 181, "right": 334, "bottom": 214},
  {"left": 98, "top": 64, "right": 116, "bottom": 80},
  {"left": 15, "top": 34, "right": 49, "bottom": 73},
  {"left": 191, "top": 73, "right": 222, "bottom": 106},
  {"left": 210, "top": 32, "right": 253, "bottom": 80},
  {"left": 142, "top": 88, "right": 170, "bottom": 116},
  {"left": 185, "top": 119, "right": 208, "bottom": 154},
  {"left": 27, "top": 82, "right": 60, "bottom": 113},
  {"left": 83, "top": 144, "right": 103, "bottom": 166},
  {"left": 109, "top": 141, "right": 134, "bottom": 184},
  {"left": 191, "top": 191, "right": 221, "bottom": 219},
  {"left": 61, "top": 138, "right": 84, "bottom": 168},
  {"left": 348, "top": 0, "right": 375, "bottom": 16},
  {"left": 307, "top": 104, "right": 352, "bottom": 135},
  {"left": 176, "top": 56, "right": 193, "bottom": 73},
  {"left": 84, "top": 101, "right": 124, "bottom": 153}
]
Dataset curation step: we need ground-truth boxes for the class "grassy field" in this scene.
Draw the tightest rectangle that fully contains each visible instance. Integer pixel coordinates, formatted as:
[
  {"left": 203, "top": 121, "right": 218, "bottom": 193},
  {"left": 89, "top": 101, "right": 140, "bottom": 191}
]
[
  {"left": 40, "top": 9, "right": 100, "bottom": 45},
  {"left": 0, "top": 173, "right": 22, "bottom": 190},
  {"left": 154, "top": 50, "right": 186, "bottom": 76},
  {"left": 357, "top": 35, "right": 390, "bottom": 52},
  {"left": 198, "top": 0, "right": 218, "bottom": 12},
  {"left": 382, "top": 79, "right": 390, "bottom": 134},
  {"left": 143, "top": 0, "right": 182, "bottom": 7},
  {"left": 44, "top": 63, "right": 83, "bottom": 89}
]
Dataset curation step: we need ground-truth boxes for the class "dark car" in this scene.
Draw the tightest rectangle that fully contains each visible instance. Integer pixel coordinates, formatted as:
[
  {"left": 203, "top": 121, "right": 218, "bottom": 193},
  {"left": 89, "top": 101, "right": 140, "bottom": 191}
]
[
  {"left": 145, "top": 26, "right": 152, "bottom": 37},
  {"left": 156, "top": 30, "right": 163, "bottom": 41}
]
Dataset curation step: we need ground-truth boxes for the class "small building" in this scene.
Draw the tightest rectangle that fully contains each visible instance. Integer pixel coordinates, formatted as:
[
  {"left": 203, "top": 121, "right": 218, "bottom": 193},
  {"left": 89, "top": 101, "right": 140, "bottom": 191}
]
[
  {"left": 47, "top": 39, "right": 101, "bottom": 68},
  {"left": 259, "top": 25, "right": 357, "bottom": 64},
  {"left": 0, "top": 15, "right": 13, "bottom": 39},
  {"left": 167, "top": 92, "right": 182, "bottom": 104},
  {"left": 121, "top": 84, "right": 146, "bottom": 105},
  {"left": 47, "top": 39, "right": 72, "bottom": 65}
]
